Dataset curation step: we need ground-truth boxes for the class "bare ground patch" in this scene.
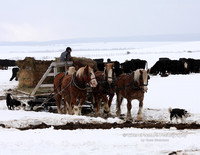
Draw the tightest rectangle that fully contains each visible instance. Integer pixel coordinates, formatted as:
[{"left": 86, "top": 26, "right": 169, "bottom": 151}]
[{"left": 1, "top": 121, "right": 200, "bottom": 131}]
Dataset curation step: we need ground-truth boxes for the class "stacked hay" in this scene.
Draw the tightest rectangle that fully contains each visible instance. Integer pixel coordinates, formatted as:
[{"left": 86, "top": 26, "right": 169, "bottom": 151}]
[
  {"left": 71, "top": 57, "right": 98, "bottom": 71},
  {"left": 17, "top": 57, "right": 53, "bottom": 88}
]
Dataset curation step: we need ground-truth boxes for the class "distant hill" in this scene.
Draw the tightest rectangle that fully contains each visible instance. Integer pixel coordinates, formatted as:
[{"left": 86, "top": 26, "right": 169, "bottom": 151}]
[{"left": 0, "top": 33, "right": 200, "bottom": 46}]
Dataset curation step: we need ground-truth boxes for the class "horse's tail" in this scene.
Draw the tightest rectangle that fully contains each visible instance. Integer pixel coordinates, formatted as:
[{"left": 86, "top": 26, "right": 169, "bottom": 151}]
[{"left": 168, "top": 107, "right": 172, "bottom": 113}]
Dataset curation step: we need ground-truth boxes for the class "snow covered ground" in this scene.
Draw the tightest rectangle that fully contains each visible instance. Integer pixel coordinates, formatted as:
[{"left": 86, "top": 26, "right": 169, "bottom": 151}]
[
  {"left": 0, "top": 127, "right": 200, "bottom": 155},
  {"left": 0, "top": 41, "right": 200, "bottom": 154}
]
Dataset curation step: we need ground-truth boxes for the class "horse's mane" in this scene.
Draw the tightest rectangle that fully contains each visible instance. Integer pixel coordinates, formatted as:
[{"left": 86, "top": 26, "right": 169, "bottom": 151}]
[
  {"left": 76, "top": 67, "right": 85, "bottom": 78},
  {"left": 76, "top": 66, "right": 93, "bottom": 78},
  {"left": 134, "top": 69, "right": 142, "bottom": 83}
]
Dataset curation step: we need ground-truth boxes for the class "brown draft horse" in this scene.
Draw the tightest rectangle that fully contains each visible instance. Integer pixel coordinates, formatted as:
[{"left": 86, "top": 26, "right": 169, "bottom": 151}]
[
  {"left": 93, "top": 63, "right": 115, "bottom": 115},
  {"left": 115, "top": 69, "right": 150, "bottom": 121},
  {"left": 54, "top": 65, "right": 97, "bottom": 115},
  {"left": 53, "top": 66, "right": 76, "bottom": 114}
]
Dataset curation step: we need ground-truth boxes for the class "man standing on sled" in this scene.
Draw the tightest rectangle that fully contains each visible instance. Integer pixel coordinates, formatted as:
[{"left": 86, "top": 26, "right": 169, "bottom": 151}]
[
  {"left": 60, "top": 47, "right": 72, "bottom": 62},
  {"left": 60, "top": 47, "right": 72, "bottom": 72}
]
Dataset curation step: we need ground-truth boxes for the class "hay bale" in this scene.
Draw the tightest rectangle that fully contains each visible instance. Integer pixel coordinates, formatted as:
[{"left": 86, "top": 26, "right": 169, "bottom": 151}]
[
  {"left": 71, "top": 57, "right": 97, "bottom": 71},
  {"left": 17, "top": 57, "right": 53, "bottom": 88}
]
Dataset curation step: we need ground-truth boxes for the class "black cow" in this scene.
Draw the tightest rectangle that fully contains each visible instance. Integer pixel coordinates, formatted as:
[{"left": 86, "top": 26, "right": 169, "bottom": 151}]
[
  {"left": 112, "top": 61, "right": 123, "bottom": 77},
  {"left": 0, "top": 59, "right": 16, "bottom": 70},
  {"left": 96, "top": 62, "right": 104, "bottom": 71},
  {"left": 93, "top": 58, "right": 104, "bottom": 63},
  {"left": 131, "top": 59, "right": 147, "bottom": 70},
  {"left": 121, "top": 59, "right": 147, "bottom": 74},
  {"left": 189, "top": 59, "right": 200, "bottom": 73},
  {"left": 150, "top": 58, "right": 171, "bottom": 75},
  {"left": 179, "top": 58, "right": 190, "bottom": 74},
  {"left": 121, "top": 60, "right": 132, "bottom": 73},
  {"left": 10, "top": 67, "right": 19, "bottom": 81},
  {"left": 93, "top": 58, "right": 105, "bottom": 71}
]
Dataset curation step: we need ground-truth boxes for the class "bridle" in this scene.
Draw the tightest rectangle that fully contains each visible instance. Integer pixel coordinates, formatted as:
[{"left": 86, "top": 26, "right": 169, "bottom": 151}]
[
  {"left": 83, "top": 70, "right": 96, "bottom": 85},
  {"left": 73, "top": 70, "right": 96, "bottom": 90},
  {"left": 104, "top": 65, "right": 115, "bottom": 82},
  {"left": 139, "top": 71, "right": 150, "bottom": 87}
]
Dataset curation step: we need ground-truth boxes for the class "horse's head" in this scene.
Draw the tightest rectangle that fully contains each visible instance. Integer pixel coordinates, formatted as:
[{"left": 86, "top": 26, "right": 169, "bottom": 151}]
[
  {"left": 135, "top": 69, "right": 150, "bottom": 92},
  {"left": 84, "top": 65, "right": 97, "bottom": 87},
  {"left": 104, "top": 62, "right": 114, "bottom": 84}
]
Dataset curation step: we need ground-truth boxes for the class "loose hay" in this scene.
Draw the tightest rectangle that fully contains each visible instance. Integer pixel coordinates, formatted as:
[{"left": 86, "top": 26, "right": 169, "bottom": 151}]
[
  {"left": 17, "top": 57, "right": 53, "bottom": 88},
  {"left": 71, "top": 57, "right": 98, "bottom": 71}
]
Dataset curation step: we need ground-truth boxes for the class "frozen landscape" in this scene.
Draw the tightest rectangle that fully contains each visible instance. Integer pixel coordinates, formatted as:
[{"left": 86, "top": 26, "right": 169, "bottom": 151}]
[{"left": 0, "top": 41, "right": 200, "bottom": 154}]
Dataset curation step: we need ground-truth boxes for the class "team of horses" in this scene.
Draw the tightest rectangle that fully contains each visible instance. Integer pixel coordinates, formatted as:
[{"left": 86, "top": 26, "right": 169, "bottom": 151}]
[{"left": 54, "top": 63, "right": 150, "bottom": 121}]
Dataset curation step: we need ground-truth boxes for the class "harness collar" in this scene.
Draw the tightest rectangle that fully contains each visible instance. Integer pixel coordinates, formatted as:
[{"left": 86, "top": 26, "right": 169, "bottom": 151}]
[
  {"left": 73, "top": 71, "right": 96, "bottom": 90},
  {"left": 73, "top": 72, "right": 87, "bottom": 90}
]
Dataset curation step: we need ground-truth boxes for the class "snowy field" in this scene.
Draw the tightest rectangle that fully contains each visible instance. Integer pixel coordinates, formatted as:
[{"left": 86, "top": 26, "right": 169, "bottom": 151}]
[{"left": 0, "top": 41, "right": 200, "bottom": 154}]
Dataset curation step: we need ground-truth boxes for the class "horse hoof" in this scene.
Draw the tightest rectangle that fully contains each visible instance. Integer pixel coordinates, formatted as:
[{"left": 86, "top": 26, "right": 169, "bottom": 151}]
[
  {"left": 116, "top": 111, "right": 121, "bottom": 118},
  {"left": 126, "top": 117, "right": 133, "bottom": 122},
  {"left": 73, "top": 106, "right": 79, "bottom": 115},
  {"left": 104, "top": 110, "right": 109, "bottom": 114},
  {"left": 137, "top": 115, "right": 143, "bottom": 121},
  {"left": 125, "top": 120, "right": 132, "bottom": 123},
  {"left": 126, "top": 114, "right": 133, "bottom": 122},
  {"left": 119, "top": 115, "right": 124, "bottom": 120},
  {"left": 104, "top": 106, "right": 110, "bottom": 113},
  {"left": 103, "top": 112, "right": 112, "bottom": 118},
  {"left": 95, "top": 113, "right": 101, "bottom": 117}
]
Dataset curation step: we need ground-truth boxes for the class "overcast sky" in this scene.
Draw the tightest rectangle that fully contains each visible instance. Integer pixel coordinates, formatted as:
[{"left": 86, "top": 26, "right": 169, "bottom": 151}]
[{"left": 0, "top": 0, "right": 200, "bottom": 42}]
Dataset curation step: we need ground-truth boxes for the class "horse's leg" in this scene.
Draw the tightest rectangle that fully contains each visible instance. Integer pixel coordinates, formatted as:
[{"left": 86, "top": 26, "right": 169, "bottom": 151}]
[
  {"left": 63, "top": 98, "right": 67, "bottom": 114},
  {"left": 126, "top": 99, "right": 132, "bottom": 121},
  {"left": 108, "top": 93, "right": 114, "bottom": 108},
  {"left": 137, "top": 98, "right": 144, "bottom": 121},
  {"left": 93, "top": 93, "right": 100, "bottom": 115},
  {"left": 95, "top": 96, "right": 101, "bottom": 116},
  {"left": 102, "top": 95, "right": 110, "bottom": 113},
  {"left": 78, "top": 96, "right": 86, "bottom": 115},
  {"left": 68, "top": 98, "right": 73, "bottom": 115},
  {"left": 71, "top": 96, "right": 79, "bottom": 115},
  {"left": 63, "top": 96, "right": 70, "bottom": 114},
  {"left": 56, "top": 94, "right": 62, "bottom": 114},
  {"left": 116, "top": 93, "right": 123, "bottom": 117}
]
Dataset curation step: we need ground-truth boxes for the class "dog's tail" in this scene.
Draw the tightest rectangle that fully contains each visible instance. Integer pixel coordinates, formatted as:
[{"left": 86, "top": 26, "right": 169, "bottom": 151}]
[{"left": 168, "top": 107, "right": 172, "bottom": 113}]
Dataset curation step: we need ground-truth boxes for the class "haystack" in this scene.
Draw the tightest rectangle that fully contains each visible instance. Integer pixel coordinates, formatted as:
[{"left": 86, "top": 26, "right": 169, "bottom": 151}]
[
  {"left": 71, "top": 57, "right": 98, "bottom": 71},
  {"left": 17, "top": 57, "right": 53, "bottom": 88}
]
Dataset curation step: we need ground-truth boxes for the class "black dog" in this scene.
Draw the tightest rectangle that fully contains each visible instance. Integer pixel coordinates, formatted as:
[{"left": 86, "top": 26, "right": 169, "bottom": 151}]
[
  {"left": 6, "top": 93, "right": 22, "bottom": 110},
  {"left": 168, "top": 107, "right": 189, "bottom": 123}
]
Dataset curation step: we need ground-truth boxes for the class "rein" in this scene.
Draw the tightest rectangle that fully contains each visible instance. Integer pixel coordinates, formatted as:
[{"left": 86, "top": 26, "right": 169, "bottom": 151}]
[
  {"left": 96, "top": 71, "right": 115, "bottom": 86},
  {"left": 41, "top": 75, "right": 72, "bottom": 107},
  {"left": 93, "top": 71, "right": 115, "bottom": 95},
  {"left": 72, "top": 72, "right": 87, "bottom": 90}
]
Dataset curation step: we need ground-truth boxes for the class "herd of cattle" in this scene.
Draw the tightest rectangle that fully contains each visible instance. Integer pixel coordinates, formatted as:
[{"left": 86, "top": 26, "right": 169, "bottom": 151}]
[
  {"left": 1, "top": 57, "right": 200, "bottom": 81},
  {"left": 150, "top": 58, "right": 200, "bottom": 76},
  {"left": 94, "top": 57, "right": 200, "bottom": 77}
]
